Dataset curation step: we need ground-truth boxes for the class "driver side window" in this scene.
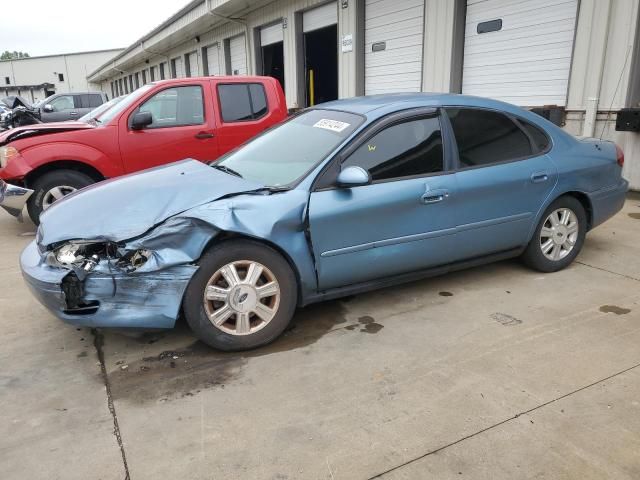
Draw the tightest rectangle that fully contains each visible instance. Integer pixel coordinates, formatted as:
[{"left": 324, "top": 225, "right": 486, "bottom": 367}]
[
  {"left": 49, "top": 95, "right": 74, "bottom": 112},
  {"left": 342, "top": 116, "right": 444, "bottom": 182},
  {"left": 137, "top": 86, "right": 204, "bottom": 128}
]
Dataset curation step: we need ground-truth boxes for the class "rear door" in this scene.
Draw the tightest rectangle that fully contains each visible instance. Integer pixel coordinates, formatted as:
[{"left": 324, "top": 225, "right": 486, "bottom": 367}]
[
  {"left": 212, "top": 81, "right": 273, "bottom": 156},
  {"left": 308, "top": 110, "right": 458, "bottom": 290},
  {"left": 446, "top": 107, "right": 557, "bottom": 260},
  {"left": 118, "top": 82, "right": 219, "bottom": 172}
]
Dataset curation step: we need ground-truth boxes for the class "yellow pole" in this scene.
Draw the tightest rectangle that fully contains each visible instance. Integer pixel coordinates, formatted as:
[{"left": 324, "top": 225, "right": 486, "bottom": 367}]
[{"left": 309, "top": 69, "right": 315, "bottom": 106}]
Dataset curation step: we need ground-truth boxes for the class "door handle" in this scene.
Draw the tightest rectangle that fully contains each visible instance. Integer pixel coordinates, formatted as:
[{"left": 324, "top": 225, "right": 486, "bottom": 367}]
[
  {"left": 421, "top": 189, "right": 449, "bottom": 204},
  {"left": 531, "top": 171, "right": 549, "bottom": 183},
  {"left": 69, "top": 111, "right": 78, "bottom": 116},
  {"left": 195, "top": 131, "right": 214, "bottom": 139}
]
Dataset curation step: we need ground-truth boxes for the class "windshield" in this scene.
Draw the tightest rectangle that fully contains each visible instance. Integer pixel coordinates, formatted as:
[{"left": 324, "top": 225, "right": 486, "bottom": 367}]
[
  {"left": 214, "top": 109, "right": 364, "bottom": 187},
  {"left": 79, "top": 95, "right": 125, "bottom": 122},
  {"left": 98, "top": 84, "right": 154, "bottom": 124}
]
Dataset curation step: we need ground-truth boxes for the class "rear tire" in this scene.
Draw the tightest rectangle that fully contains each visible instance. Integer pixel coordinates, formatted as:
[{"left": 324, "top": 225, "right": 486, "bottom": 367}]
[
  {"left": 27, "top": 170, "right": 94, "bottom": 225},
  {"left": 522, "top": 196, "right": 587, "bottom": 273},
  {"left": 183, "top": 239, "right": 297, "bottom": 351}
]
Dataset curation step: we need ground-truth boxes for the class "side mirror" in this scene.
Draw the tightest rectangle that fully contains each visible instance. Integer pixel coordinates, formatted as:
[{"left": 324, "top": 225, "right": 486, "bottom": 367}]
[
  {"left": 131, "top": 111, "right": 153, "bottom": 130},
  {"left": 43, "top": 104, "right": 54, "bottom": 113},
  {"left": 336, "top": 166, "right": 371, "bottom": 188}
]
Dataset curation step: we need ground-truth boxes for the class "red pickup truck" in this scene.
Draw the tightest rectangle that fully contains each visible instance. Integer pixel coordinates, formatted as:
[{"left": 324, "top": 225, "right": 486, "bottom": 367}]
[{"left": 0, "top": 76, "right": 287, "bottom": 224}]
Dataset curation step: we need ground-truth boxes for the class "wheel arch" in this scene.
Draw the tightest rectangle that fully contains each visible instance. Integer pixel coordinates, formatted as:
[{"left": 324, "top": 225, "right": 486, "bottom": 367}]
[
  {"left": 24, "top": 160, "right": 105, "bottom": 187},
  {"left": 200, "top": 231, "right": 305, "bottom": 307},
  {"left": 555, "top": 190, "right": 593, "bottom": 231}
]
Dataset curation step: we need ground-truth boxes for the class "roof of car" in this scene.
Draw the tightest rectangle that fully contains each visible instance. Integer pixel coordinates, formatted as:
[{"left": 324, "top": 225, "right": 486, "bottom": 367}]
[{"left": 316, "top": 93, "right": 529, "bottom": 120}]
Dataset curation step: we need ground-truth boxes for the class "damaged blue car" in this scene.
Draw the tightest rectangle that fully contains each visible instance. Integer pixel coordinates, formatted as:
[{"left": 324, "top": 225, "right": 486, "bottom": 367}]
[{"left": 20, "top": 94, "right": 628, "bottom": 351}]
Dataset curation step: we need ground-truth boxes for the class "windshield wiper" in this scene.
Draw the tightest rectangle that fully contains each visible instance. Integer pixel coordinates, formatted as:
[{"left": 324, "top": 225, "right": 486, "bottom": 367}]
[
  {"left": 91, "top": 117, "right": 102, "bottom": 124},
  {"left": 212, "top": 164, "right": 243, "bottom": 178}
]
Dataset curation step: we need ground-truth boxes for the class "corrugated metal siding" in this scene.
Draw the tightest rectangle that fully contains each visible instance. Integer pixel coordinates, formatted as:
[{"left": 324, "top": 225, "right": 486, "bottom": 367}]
[
  {"left": 230, "top": 34, "right": 247, "bottom": 75},
  {"left": 303, "top": 2, "right": 338, "bottom": 32},
  {"left": 422, "top": 0, "right": 456, "bottom": 92},
  {"left": 364, "top": 0, "right": 425, "bottom": 95},
  {"left": 261, "top": 22, "right": 284, "bottom": 46},
  {"left": 462, "top": 0, "right": 578, "bottom": 106}
]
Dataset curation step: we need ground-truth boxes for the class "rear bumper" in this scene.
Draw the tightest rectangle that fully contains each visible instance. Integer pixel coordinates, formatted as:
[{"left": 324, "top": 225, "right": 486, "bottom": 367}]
[
  {"left": 20, "top": 240, "right": 197, "bottom": 329},
  {"left": 590, "top": 179, "right": 629, "bottom": 229},
  {"left": 0, "top": 179, "right": 33, "bottom": 218}
]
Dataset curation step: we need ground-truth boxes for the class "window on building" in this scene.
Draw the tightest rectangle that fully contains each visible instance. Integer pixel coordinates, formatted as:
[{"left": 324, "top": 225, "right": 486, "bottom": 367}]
[
  {"left": 4, "top": 77, "right": 9, "bottom": 85},
  {"left": 142, "top": 69, "right": 147, "bottom": 85},
  {"left": 134, "top": 72, "right": 140, "bottom": 89},
  {"left": 150, "top": 66, "right": 156, "bottom": 82},
  {"left": 446, "top": 108, "right": 533, "bottom": 168},
  {"left": 111, "top": 82, "right": 116, "bottom": 98},
  {"left": 58, "top": 73, "right": 64, "bottom": 82},
  {"left": 342, "top": 116, "right": 443, "bottom": 181},
  {"left": 137, "top": 86, "right": 204, "bottom": 128},
  {"left": 218, "top": 83, "right": 268, "bottom": 122},
  {"left": 159, "top": 63, "right": 166, "bottom": 80},
  {"left": 128, "top": 75, "right": 133, "bottom": 92}
]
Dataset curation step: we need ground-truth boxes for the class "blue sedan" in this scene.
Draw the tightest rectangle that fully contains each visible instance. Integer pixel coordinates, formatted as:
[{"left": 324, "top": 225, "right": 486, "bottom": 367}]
[{"left": 20, "top": 93, "right": 628, "bottom": 351}]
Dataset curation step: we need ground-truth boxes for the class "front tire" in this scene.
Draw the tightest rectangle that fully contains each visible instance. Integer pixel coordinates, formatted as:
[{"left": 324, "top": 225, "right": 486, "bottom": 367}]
[
  {"left": 522, "top": 196, "right": 587, "bottom": 272},
  {"left": 183, "top": 239, "right": 298, "bottom": 351},
  {"left": 27, "top": 170, "right": 95, "bottom": 225}
]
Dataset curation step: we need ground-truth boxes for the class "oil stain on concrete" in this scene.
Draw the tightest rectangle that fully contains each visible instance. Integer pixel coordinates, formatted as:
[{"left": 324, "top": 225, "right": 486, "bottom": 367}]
[
  {"left": 628, "top": 213, "right": 640, "bottom": 220},
  {"left": 344, "top": 315, "right": 384, "bottom": 334},
  {"left": 107, "top": 300, "right": 352, "bottom": 403},
  {"left": 599, "top": 305, "right": 632, "bottom": 315},
  {"left": 491, "top": 312, "right": 523, "bottom": 326}
]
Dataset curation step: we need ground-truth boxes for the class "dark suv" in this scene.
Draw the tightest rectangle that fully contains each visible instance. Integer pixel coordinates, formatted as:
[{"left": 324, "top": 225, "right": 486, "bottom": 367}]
[{"left": 37, "top": 92, "right": 108, "bottom": 122}]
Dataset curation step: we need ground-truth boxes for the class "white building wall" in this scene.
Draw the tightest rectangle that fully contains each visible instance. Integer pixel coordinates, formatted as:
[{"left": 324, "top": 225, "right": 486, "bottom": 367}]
[{"left": 0, "top": 49, "right": 123, "bottom": 102}]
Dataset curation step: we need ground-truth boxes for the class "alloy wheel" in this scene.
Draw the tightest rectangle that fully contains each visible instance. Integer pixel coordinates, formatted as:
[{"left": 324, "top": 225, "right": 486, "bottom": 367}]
[
  {"left": 42, "top": 185, "right": 77, "bottom": 210},
  {"left": 539, "top": 208, "right": 579, "bottom": 261},
  {"left": 203, "top": 260, "right": 281, "bottom": 335}
]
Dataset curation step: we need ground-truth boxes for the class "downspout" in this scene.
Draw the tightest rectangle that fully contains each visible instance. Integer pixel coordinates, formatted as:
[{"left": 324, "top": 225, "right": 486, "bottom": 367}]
[
  {"left": 582, "top": 1, "right": 612, "bottom": 137},
  {"left": 205, "top": 0, "right": 251, "bottom": 74}
]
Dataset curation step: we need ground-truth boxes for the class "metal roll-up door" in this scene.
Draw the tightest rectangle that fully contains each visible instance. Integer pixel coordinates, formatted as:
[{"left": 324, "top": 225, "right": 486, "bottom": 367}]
[
  {"left": 462, "top": 0, "right": 579, "bottom": 106},
  {"left": 229, "top": 34, "right": 247, "bottom": 75},
  {"left": 173, "top": 57, "right": 184, "bottom": 78},
  {"left": 187, "top": 52, "right": 199, "bottom": 76},
  {"left": 364, "top": 0, "right": 425, "bottom": 95},
  {"left": 261, "top": 22, "right": 283, "bottom": 46},
  {"left": 206, "top": 44, "right": 222, "bottom": 76},
  {"left": 303, "top": 2, "right": 337, "bottom": 33}
]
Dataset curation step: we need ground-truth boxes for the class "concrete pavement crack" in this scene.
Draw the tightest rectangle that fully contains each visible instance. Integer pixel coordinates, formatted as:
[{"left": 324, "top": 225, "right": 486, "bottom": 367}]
[
  {"left": 576, "top": 261, "right": 640, "bottom": 282},
  {"left": 368, "top": 360, "right": 640, "bottom": 479},
  {"left": 92, "top": 329, "right": 131, "bottom": 480}
]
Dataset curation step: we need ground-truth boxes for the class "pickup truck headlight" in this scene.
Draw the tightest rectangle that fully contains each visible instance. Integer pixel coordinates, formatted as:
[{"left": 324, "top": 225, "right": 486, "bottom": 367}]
[{"left": 0, "top": 146, "right": 19, "bottom": 168}]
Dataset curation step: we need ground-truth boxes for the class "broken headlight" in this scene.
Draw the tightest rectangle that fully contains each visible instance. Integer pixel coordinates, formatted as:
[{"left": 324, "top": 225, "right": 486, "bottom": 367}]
[{"left": 48, "top": 241, "right": 118, "bottom": 272}]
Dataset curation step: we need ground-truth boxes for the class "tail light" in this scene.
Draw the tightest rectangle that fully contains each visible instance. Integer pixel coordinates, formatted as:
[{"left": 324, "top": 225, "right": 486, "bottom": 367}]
[{"left": 615, "top": 143, "right": 624, "bottom": 167}]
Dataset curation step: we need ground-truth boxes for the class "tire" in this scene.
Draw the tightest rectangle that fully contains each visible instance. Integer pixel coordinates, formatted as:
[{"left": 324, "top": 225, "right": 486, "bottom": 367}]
[
  {"left": 27, "top": 170, "right": 95, "bottom": 225},
  {"left": 183, "top": 239, "right": 298, "bottom": 351},
  {"left": 522, "top": 196, "right": 587, "bottom": 273}
]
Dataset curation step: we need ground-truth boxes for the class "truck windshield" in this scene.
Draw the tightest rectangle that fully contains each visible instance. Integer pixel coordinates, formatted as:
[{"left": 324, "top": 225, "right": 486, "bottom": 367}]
[
  {"left": 213, "top": 109, "right": 364, "bottom": 187},
  {"left": 98, "top": 85, "right": 154, "bottom": 124}
]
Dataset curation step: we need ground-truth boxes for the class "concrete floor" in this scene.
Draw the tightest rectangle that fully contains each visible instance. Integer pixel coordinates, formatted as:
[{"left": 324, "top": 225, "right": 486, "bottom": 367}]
[{"left": 1, "top": 196, "right": 640, "bottom": 480}]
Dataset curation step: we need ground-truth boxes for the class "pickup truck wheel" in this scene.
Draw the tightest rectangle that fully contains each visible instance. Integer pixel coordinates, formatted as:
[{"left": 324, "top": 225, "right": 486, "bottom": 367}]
[
  {"left": 183, "top": 239, "right": 298, "bottom": 351},
  {"left": 27, "top": 170, "right": 94, "bottom": 225}
]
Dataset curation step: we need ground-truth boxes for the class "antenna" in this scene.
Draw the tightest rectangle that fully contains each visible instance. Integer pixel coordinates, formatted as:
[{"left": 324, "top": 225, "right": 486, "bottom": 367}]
[{"left": 600, "top": 44, "right": 633, "bottom": 140}]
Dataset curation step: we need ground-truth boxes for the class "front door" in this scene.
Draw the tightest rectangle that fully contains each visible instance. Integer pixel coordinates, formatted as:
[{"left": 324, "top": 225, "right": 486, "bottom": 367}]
[
  {"left": 41, "top": 94, "right": 77, "bottom": 122},
  {"left": 445, "top": 108, "right": 558, "bottom": 260},
  {"left": 118, "top": 83, "right": 219, "bottom": 172},
  {"left": 308, "top": 112, "right": 457, "bottom": 290}
]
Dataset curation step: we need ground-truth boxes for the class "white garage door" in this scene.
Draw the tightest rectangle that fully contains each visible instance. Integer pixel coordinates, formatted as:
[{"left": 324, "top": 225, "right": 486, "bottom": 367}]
[
  {"left": 261, "top": 22, "right": 284, "bottom": 46},
  {"left": 229, "top": 34, "right": 247, "bottom": 75},
  {"left": 187, "top": 51, "right": 199, "bottom": 77},
  {"left": 303, "top": 2, "right": 337, "bottom": 33},
  {"left": 172, "top": 57, "right": 184, "bottom": 78},
  {"left": 462, "top": 0, "right": 578, "bottom": 106},
  {"left": 206, "top": 44, "right": 222, "bottom": 76},
  {"left": 364, "top": 0, "right": 425, "bottom": 95}
]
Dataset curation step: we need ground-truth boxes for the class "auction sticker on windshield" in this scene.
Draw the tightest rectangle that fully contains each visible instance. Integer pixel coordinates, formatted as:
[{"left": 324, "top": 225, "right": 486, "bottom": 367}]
[{"left": 313, "top": 119, "right": 351, "bottom": 133}]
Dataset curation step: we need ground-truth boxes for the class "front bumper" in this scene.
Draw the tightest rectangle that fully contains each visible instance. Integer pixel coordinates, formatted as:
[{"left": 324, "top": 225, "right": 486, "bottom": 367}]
[
  {"left": 0, "top": 179, "right": 33, "bottom": 219},
  {"left": 20, "top": 240, "right": 198, "bottom": 329}
]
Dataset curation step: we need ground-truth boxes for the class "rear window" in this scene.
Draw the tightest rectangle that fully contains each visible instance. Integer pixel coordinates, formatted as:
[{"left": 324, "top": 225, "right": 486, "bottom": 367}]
[
  {"left": 519, "top": 119, "right": 550, "bottom": 153},
  {"left": 218, "top": 83, "right": 268, "bottom": 122}
]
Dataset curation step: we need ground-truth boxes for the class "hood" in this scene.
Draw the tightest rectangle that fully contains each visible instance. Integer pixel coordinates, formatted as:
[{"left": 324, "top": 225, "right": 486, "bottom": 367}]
[
  {"left": 38, "top": 159, "right": 264, "bottom": 246},
  {"left": 0, "top": 121, "right": 94, "bottom": 145}
]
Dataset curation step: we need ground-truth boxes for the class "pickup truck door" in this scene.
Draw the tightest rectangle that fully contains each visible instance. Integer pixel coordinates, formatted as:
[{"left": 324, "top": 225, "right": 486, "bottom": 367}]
[
  {"left": 211, "top": 81, "right": 280, "bottom": 157},
  {"left": 118, "top": 82, "right": 219, "bottom": 172},
  {"left": 41, "top": 94, "right": 79, "bottom": 122}
]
